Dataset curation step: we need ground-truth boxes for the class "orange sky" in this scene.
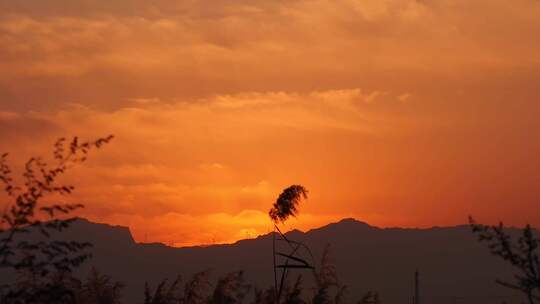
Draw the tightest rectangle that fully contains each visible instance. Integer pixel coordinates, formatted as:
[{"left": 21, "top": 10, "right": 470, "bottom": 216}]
[{"left": 1, "top": 0, "right": 540, "bottom": 246}]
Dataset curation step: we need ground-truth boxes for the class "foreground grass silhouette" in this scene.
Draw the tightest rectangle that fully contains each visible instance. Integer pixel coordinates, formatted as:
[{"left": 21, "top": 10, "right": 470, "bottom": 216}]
[
  {"left": 143, "top": 245, "right": 380, "bottom": 304},
  {"left": 2, "top": 136, "right": 538, "bottom": 304},
  {"left": 0, "top": 137, "right": 379, "bottom": 304}
]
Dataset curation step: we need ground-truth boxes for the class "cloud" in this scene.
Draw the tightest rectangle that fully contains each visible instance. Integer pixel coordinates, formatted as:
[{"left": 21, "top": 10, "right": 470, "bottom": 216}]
[
  {"left": 2, "top": 80, "right": 540, "bottom": 244},
  {"left": 199, "top": 163, "right": 226, "bottom": 170},
  {"left": 397, "top": 93, "right": 410, "bottom": 103},
  {"left": 0, "top": 111, "right": 61, "bottom": 147},
  {"left": 1, "top": 0, "right": 540, "bottom": 111},
  {"left": 0, "top": 88, "right": 421, "bottom": 244},
  {"left": 0, "top": 111, "right": 20, "bottom": 120},
  {"left": 1, "top": 0, "right": 540, "bottom": 244}
]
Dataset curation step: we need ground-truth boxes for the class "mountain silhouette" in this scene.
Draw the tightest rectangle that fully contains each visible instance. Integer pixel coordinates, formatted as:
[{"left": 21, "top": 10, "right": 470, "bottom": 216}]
[{"left": 16, "top": 218, "right": 525, "bottom": 303}]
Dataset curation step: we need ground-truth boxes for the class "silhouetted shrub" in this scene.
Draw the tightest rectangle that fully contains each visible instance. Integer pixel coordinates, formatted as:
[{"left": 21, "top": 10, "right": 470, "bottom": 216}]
[
  {"left": 210, "top": 271, "right": 250, "bottom": 304},
  {"left": 0, "top": 136, "right": 113, "bottom": 303},
  {"left": 470, "top": 217, "right": 540, "bottom": 304},
  {"left": 183, "top": 271, "right": 212, "bottom": 304},
  {"left": 357, "top": 292, "right": 379, "bottom": 304},
  {"left": 281, "top": 276, "right": 304, "bottom": 304},
  {"left": 312, "top": 245, "right": 347, "bottom": 304},
  {"left": 77, "top": 267, "right": 123, "bottom": 304},
  {"left": 144, "top": 275, "right": 183, "bottom": 304},
  {"left": 144, "top": 271, "right": 212, "bottom": 304}
]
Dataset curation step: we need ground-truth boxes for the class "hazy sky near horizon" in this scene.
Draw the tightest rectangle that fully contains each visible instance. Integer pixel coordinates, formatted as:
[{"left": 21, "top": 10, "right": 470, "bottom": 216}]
[{"left": 1, "top": 0, "right": 540, "bottom": 246}]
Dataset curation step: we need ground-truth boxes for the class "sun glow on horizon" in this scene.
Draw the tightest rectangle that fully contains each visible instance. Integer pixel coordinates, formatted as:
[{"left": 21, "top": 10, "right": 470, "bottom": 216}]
[{"left": 1, "top": 0, "right": 540, "bottom": 246}]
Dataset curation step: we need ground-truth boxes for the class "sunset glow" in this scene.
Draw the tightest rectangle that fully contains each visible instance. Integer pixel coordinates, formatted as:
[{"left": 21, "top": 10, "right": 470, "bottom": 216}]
[{"left": 1, "top": 0, "right": 539, "bottom": 247}]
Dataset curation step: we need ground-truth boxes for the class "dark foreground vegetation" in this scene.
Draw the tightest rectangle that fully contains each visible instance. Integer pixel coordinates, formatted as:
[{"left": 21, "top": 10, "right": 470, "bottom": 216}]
[
  {"left": 0, "top": 136, "right": 538, "bottom": 304},
  {"left": 0, "top": 137, "right": 379, "bottom": 304},
  {"left": 470, "top": 218, "right": 540, "bottom": 304}
]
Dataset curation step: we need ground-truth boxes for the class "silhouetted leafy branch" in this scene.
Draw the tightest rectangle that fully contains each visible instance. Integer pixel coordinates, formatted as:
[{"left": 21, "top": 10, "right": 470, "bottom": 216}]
[
  {"left": 0, "top": 135, "right": 114, "bottom": 303},
  {"left": 469, "top": 216, "right": 540, "bottom": 304}
]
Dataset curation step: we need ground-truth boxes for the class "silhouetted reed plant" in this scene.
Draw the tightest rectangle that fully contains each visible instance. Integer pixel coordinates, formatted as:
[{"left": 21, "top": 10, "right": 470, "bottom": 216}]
[
  {"left": 141, "top": 185, "right": 379, "bottom": 304},
  {"left": 268, "top": 185, "right": 315, "bottom": 303},
  {"left": 0, "top": 139, "right": 381, "bottom": 304},
  {"left": 266, "top": 186, "right": 380, "bottom": 304}
]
